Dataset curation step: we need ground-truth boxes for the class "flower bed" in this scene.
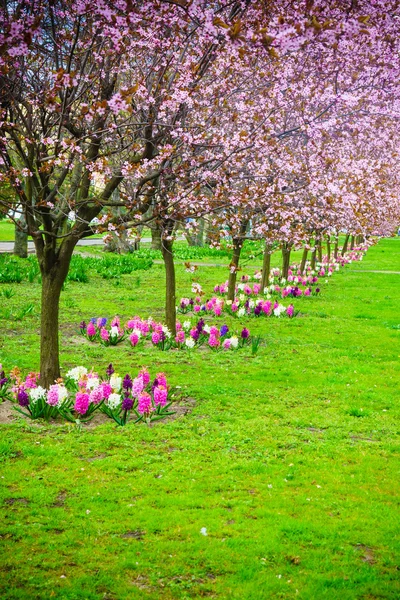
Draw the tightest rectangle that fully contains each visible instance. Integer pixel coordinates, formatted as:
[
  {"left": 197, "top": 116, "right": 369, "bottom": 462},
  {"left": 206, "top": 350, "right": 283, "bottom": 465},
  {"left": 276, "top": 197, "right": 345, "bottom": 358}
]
[
  {"left": 177, "top": 248, "right": 368, "bottom": 315},
  {"left": 5, "top": 364, "right": 173, "bottom": 426},
  {"left": 79, "top": 317, "right": 262, "bottom": 353}
]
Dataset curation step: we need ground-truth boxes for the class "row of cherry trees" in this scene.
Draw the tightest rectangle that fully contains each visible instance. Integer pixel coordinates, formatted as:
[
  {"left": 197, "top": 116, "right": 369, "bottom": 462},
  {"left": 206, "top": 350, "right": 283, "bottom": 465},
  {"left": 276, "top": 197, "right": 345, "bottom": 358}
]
[{"left": 1, "top": 1, "right": 400, "bottom": 384}]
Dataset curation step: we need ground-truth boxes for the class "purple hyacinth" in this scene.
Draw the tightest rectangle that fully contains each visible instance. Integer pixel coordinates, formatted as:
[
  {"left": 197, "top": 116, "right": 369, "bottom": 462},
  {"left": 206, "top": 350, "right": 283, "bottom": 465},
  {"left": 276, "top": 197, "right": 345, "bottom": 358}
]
[
  {"left": 315, "top": 287, "right": 320, "bottom": 294},
  {"left": 191, "top": 329, "right": 200, "bottom": 341},
  {"left": 106, "top": 363, "right": 114, "bottom": 377},
  {"left": 123, "top": 374, "right": 133, "bottom": 390},
  {"left": 122, "top": 396, "right": 134, "bottom": 411},
  {"left": 241, "top": 328, "right": 250, "bottom": 339},
  {"left": 220, "top": 324, "right": 229, "bottom": 336},
  {"left": 99, "top": 317, "right": 107, "bottom": 327},
  {"left": 17, "top": 388, "right": 29, "bottom": 407},
  {"left": 196, "top": 318, "right": 205, "bottom": 332},
  {"left": 189, "top": 298, "right": 194, "bottom": 305},
  {"left": 254, "top": 305, "right": 262, "bottom": 316},
  {"left": 90, "top": 317, "right": 97, "bottom": 324},
  {"left": 79, "top": 321, "right": 86, "bottom": 330}
]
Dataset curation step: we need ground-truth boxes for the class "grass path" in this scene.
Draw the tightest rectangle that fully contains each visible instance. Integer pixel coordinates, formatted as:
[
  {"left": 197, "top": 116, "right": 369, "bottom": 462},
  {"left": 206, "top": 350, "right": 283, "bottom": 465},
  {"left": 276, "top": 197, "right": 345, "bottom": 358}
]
[{"left": 0, "top": 238, "right": 399, "bottom": 599}]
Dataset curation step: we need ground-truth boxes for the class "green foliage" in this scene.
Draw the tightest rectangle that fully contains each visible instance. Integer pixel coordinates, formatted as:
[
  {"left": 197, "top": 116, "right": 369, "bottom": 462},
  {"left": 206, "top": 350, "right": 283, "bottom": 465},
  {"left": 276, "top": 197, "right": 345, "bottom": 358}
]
[{"left": 0, "top": 252, "right": 153, "bottom": 286}]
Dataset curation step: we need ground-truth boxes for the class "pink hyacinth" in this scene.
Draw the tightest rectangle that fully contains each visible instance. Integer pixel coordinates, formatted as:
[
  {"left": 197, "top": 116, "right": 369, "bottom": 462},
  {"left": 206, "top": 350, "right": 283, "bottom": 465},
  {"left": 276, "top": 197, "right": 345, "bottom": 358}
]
[
  {"left": 262, "top": 301, "right": 272, "bottom": 315},
  {"left": 156, "top": 373, "right": 167, "bottom": 387},
  {"left": 87, "top": 322, "right": 96, "bottom": 337},
  {"left": 222, "top": 339, "right": 231, "bottom": 350},
  {"left": 214, "top": 306, "right": 222, "bottom": 316},
  {"left": 132, "top": 376, "right": 144, "bottom": 397},
  {"left": 111, "top": 316, "right": 120, "bottom": 327},
  {"left": 208, "top": 335, "right": 220, "bottom": 348},
  {"left": 101, "top": 382, "right": 112, "bottom": 400},
  {"left": 194, "top": 305, "right": 201, "bottom": 312},
  {"left": 175, "top": 330, "right": 185, "bottom": 344},
  {"left": 100, "top": 327, "right": 109, "bottom": 341},
  {"left": 140, "top": 322, "right": 149, "bottom": 335},
  {"left": 153, "top": 385, "right": 168, "bottom": 407},
  {"left": 74, "top": 391, "right": 90, "bottom": 415},
  {"left": 304, "top": 288, "right": 311, "bottom": 296},
  {"left": 152, "top": 331, "right": 161, "bottom": 344},
  {"left": 25, "top": 372, "right": 38, "bottom": 389},
  {"left": 209, "top": 326, "right": 219, "bottom": 337},
  {"left": 89, "top": 387, "right": 104, "bottom": 405},
  {"left": 286, "top": 304, "right": 294, "bottom": 318},
  {"left": 231, "top": 303, "right": 238, "bottom": 312},
  {"left": 130, "top": 332, "right": 139, "bottom": 347},
  {"left": 138, "top": 392, "right": 153, "bottom": 415},
  {"left": 176, "top": 322, "right": 182, "bottom": 330},
  {"left": 253, "top": 284, "right": 261, "bottom": 294},
  {"left": 46, "top": 385, "right": 59, "bottom": 406},
  {"left": 140, "top": 368, "right": 150, "bottom": 386}
]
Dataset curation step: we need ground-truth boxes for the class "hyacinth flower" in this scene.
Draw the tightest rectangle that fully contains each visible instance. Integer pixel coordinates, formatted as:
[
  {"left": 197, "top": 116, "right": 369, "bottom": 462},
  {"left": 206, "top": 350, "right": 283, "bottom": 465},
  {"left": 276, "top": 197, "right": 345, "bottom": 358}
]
[
  {"left": 0, "top": 365, "right": 10, "bottom": 401},
  {"left": 12, "top": 373, "right": 68, "bottom": 420}
]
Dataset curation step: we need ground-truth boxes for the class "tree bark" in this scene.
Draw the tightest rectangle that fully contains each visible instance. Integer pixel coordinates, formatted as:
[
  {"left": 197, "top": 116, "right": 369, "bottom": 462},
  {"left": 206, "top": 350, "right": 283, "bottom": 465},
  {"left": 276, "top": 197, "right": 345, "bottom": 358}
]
[
  {"left": 281, "top": 243, "right": 291, "bottom": 279},
  {"left": 260, "top": 243, "right": 272, "bottom": 290},
  {"left": 14, "top": 215, "right": 28, "bottom": 258},
  {"left": 40, "top": 271, "right": 65, "bottom": 387},
  {"left": 341, "top": 234, "right": 350, "bottom": 256},
  {"left": 300, "top": 244, "right": 309, "bottom": 274},
  {"left": 227, "top": 222, "right": 248, "bottom": 301},
  {"left": 161, "top": 239, "right": 176, "bottom": 336},
  {"left": 186, "top": 217, "right": 205, "bottom": 247},
  {"left": 151, "top": 224, "right": 162, "bottom": 250},
  {"left": 317, "top": 239, "right": 322, "bottom": 263},
  {"left": 334, "top": 236, "right": 339, "bottom": 259},
  {"left": 326, "top": 235, "right": 331, "bottom": 262},
  {"left": 310, "top": 243, "right": 317, "bottom": 270},
  {"left": 104, "top": 230, "right": 135, "bottom": 253},
  {"left": 350, "top": 235, "right": 355, "bottom": 250}
]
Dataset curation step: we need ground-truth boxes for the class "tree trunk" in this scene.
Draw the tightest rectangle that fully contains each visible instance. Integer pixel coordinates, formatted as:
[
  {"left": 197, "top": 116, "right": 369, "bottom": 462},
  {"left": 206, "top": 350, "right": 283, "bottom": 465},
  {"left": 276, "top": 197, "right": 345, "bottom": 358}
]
[
  {"left": 341, "top": 234, "right": 350, "bottom": 256},
  {"left": 300, "top": 245, "right": 308, "bottom": 274},
  {"left": 350, "top": 235, "right": 355, "bottom": 250},
  {"left": 186, "top": 217, "right": 205, "bottom": 247},
  {"left": 227, "top": 222, "right": 248, "bottom": 301},
  {"left": 326, "top": 235, "right": 331, "bottom": 262},
  {"left": 151, "top": 224, "right": 162, "bottom": 250},
  {"left": 104, "top": 230, "right": 135, "bottom": 253},
  {"left": 260, "top": 243, "right": 272, "bottom": 290},
  {"left": 14, "top": 215, "right": 28, "bottom": 258},
  {"left": 40, "top": 270, "right": 66, "bottom": 387},
  {"left": 161, "top": 239, "right": 176, "bottom": 336},
  {"left": 310, "top": 244, "right": 317, "bottom": 270},
  {"left": 317, "top": 239, "right": 322, "bottom": 263},
  {"left": 334, "top": 236, "right": 339, "bottom": 259},
  {"left": 281, "top": 243, "right": 291, "bottom": 279}
]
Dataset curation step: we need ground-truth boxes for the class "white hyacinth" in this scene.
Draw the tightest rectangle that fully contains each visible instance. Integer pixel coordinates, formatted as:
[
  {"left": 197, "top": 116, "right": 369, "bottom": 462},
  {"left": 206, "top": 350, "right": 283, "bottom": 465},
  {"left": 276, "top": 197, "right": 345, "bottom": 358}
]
[
  {"left": 110, "top": 374, "right": 122, "bottom": 391},
  {"left": 230, "top": 336, "right": 239, "bottom": 349},
  {"left": 57, "top": 385, "right": 69, "bottom": 404},
  {"left": 185, "top": 338, "right": 195, "bottom": 349},
  {"left": 29, "top": 386, "right": 47, "bottom": 404},
  {"left": 66, "top": 366, "right": 88, "bottom": 381},
  {"left": 108, "top": 393, "right": 122, "bottom": 409},
  {"left": 86, "top": 376, "right": 100, "bottom": 390}
]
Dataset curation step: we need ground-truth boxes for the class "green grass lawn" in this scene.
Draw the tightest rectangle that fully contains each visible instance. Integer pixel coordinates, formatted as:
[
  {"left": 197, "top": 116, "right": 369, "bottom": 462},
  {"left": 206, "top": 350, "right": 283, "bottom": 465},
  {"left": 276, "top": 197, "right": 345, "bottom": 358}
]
[{"left": 0, "top": 239, "right": 399, "bottom": 599}]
